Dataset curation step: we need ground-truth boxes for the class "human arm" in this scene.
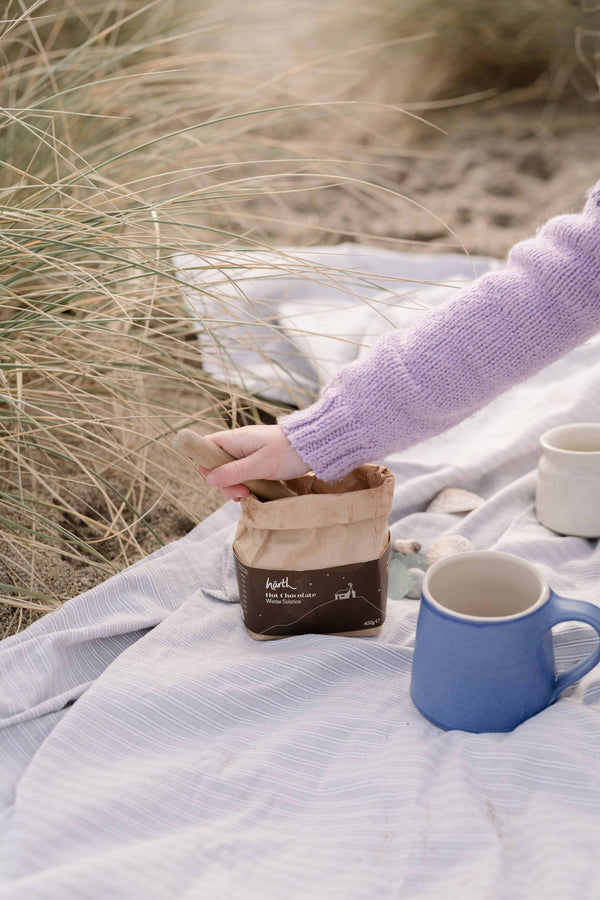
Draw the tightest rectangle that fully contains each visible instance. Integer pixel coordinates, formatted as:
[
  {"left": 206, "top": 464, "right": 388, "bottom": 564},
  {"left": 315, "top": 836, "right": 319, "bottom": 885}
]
[
  {"left": 202, "top": 180, "right": 600, "bottom": 493},
  {"left": 280, "top": 180, "right": 600, "bottom": 481}
]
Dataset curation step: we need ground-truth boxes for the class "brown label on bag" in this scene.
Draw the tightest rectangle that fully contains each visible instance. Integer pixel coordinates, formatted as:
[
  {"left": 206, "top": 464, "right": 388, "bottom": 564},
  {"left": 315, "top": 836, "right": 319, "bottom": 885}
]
[{"left": 234, "top": 543, "right": 390, "bottom": 638}]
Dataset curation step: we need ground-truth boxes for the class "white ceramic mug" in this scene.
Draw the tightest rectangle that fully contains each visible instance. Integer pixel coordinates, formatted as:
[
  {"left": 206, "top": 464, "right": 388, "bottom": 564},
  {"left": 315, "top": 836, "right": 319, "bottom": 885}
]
[{"left": 535, "top": 423, "right": 600, "bottom": 538}]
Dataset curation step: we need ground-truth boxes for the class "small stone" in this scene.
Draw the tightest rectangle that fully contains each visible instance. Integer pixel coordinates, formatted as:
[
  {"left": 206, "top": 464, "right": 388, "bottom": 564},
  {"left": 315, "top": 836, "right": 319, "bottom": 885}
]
[
  {"left": 406, "top": 567, "right": 425, "bottom": 599},
  {"left": 393, "top": 538, "right": 422, "bottom": 554},
  {"left": 388, "top": 555, "right": 414, "bottom": 601},
  {"left": 388, "top": 551, "right": 426, "bottom": 601}
]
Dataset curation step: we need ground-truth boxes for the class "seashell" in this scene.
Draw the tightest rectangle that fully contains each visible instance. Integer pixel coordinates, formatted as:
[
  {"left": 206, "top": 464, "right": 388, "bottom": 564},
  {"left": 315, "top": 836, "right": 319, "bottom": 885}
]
[
  {"left": 406, "top": 567, "right": 425, "bottom": 599},
  {"left": 425, "top": 534, "right": 476, "bottom": 568},
  {"left": 393, "top": 538, "right": 422, "bottom": 555},
  {"left": 426, "top": 487, "right": 484, "bottom": 515}
]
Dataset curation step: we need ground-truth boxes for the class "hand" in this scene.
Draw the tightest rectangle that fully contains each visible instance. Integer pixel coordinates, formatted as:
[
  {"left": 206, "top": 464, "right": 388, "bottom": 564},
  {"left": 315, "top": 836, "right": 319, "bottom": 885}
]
[{"left": 198, "top": 424, "right": 310, "bottom": 501}]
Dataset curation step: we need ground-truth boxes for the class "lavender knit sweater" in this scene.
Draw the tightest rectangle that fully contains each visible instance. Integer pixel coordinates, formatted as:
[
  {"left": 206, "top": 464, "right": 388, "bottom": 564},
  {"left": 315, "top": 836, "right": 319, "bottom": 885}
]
[{"left": 279, "top": 181, "right": 600, "bottom": 482}]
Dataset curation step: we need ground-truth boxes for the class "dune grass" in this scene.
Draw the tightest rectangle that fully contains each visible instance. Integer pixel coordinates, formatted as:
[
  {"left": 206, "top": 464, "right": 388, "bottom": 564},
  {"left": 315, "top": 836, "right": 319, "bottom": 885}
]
[{"left": 0, "top": 0, "right": 446, "bottom": 634}]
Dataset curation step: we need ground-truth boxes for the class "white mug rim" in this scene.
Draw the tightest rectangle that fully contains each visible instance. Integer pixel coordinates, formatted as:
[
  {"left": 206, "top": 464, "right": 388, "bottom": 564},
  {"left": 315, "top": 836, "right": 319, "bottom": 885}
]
[
  {"left": 540, "top": 422, "right": 600, "bottom": 456},
  {"left": 421, "top": 550, "right": 550, "bottom": 623}
]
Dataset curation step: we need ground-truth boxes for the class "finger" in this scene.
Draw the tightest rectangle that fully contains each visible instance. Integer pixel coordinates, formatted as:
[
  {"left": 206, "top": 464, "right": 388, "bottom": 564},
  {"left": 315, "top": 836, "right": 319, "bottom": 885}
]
[
  {"left": 197, "top": 463, "right": 250, "bottom": 498},
  {"left": 205, "top": 453, "right": 266, "bottom": 489},
  {"left": 204, "top": 428, "right": 260, "bottom": 459}
]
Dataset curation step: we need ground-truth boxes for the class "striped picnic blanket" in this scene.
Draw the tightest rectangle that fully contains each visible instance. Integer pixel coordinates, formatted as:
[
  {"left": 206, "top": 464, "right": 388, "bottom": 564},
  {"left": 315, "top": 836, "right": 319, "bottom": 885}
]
[{"left": 1, "top": 250, "right": 600, "bottom": 899}]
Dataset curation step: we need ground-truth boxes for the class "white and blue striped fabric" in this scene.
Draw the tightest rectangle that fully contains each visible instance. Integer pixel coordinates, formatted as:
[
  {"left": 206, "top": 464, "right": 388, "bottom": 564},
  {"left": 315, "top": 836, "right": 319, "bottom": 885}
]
[{"left": 1, "top": 253, "right": 600, "bottom": 899}]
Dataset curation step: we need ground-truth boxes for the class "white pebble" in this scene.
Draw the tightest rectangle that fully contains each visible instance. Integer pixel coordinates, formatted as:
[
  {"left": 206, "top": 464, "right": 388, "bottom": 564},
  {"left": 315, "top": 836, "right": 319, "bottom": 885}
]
[{"left": 406, "top": 567, "right": 425, "bottom": 599}]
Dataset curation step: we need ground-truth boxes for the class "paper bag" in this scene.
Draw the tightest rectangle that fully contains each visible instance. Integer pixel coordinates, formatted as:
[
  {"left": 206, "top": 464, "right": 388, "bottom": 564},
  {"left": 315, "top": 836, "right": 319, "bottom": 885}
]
[{"left": 233, "top": 464, "right": 394, "bottom": 640}]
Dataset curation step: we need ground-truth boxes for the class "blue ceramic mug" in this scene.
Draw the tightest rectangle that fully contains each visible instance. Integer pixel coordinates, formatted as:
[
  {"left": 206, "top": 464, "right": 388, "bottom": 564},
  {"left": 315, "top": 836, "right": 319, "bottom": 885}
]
[{"left": 410, "top": 550, "right": 600, "bottom": 733}]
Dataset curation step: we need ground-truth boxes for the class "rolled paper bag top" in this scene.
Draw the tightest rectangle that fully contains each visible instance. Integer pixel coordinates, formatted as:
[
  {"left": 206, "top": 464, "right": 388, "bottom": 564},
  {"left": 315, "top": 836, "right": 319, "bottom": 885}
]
[
  {"left": 234, "top": 464, "right": 394, "bottom": 569},
  {"left": 233, "top": 464, "right": 394, "bottom": 639}
]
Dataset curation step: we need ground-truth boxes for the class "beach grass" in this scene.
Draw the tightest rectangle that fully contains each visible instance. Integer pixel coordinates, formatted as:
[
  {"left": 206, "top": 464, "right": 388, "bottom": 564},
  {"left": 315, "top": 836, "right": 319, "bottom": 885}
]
[{"left": 0, "top": 0, "right": 443, "bottom": 633}]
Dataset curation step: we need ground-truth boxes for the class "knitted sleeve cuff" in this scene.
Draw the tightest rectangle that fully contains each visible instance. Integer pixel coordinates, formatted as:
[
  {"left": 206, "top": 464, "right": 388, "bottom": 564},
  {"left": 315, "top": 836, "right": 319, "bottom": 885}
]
[{"left": 279, "top": 393, "right": 377, "bottom": 483}]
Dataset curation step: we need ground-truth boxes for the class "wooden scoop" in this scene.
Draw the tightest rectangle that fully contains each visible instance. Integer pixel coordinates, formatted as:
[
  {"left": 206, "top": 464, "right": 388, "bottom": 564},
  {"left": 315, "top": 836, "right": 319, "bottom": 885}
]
[{"left": 173, "top": 429, "right": 297, "bottom": 501}]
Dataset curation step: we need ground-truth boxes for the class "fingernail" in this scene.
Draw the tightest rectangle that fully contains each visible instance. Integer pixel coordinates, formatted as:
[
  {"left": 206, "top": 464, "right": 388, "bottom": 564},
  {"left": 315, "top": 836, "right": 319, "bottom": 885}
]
[{"left": 206, "top": 473, "right": 219, "bottom": 486}]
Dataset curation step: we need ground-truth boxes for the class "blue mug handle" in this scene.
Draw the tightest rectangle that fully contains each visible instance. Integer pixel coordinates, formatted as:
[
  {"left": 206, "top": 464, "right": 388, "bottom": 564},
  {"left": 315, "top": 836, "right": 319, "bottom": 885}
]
[{"left": 546, "top": 591, "right": 600, "bottom": 703}]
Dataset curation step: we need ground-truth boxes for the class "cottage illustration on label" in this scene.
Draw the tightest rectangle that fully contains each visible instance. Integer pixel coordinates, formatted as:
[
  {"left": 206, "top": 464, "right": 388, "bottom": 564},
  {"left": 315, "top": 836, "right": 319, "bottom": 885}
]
[
  {"left": 334, "top": 581, "right": 380, "bottom": 627},
  {"left": 334, "top": 582, "right": 357, "bottom": 600}
]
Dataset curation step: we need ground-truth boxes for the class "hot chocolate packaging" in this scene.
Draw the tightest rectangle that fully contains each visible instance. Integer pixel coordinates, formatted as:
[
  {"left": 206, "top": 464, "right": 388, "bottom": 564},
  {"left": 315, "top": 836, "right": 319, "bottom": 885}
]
[{"left": 233, "top": 464, "right": 394, "bottom": 640}]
